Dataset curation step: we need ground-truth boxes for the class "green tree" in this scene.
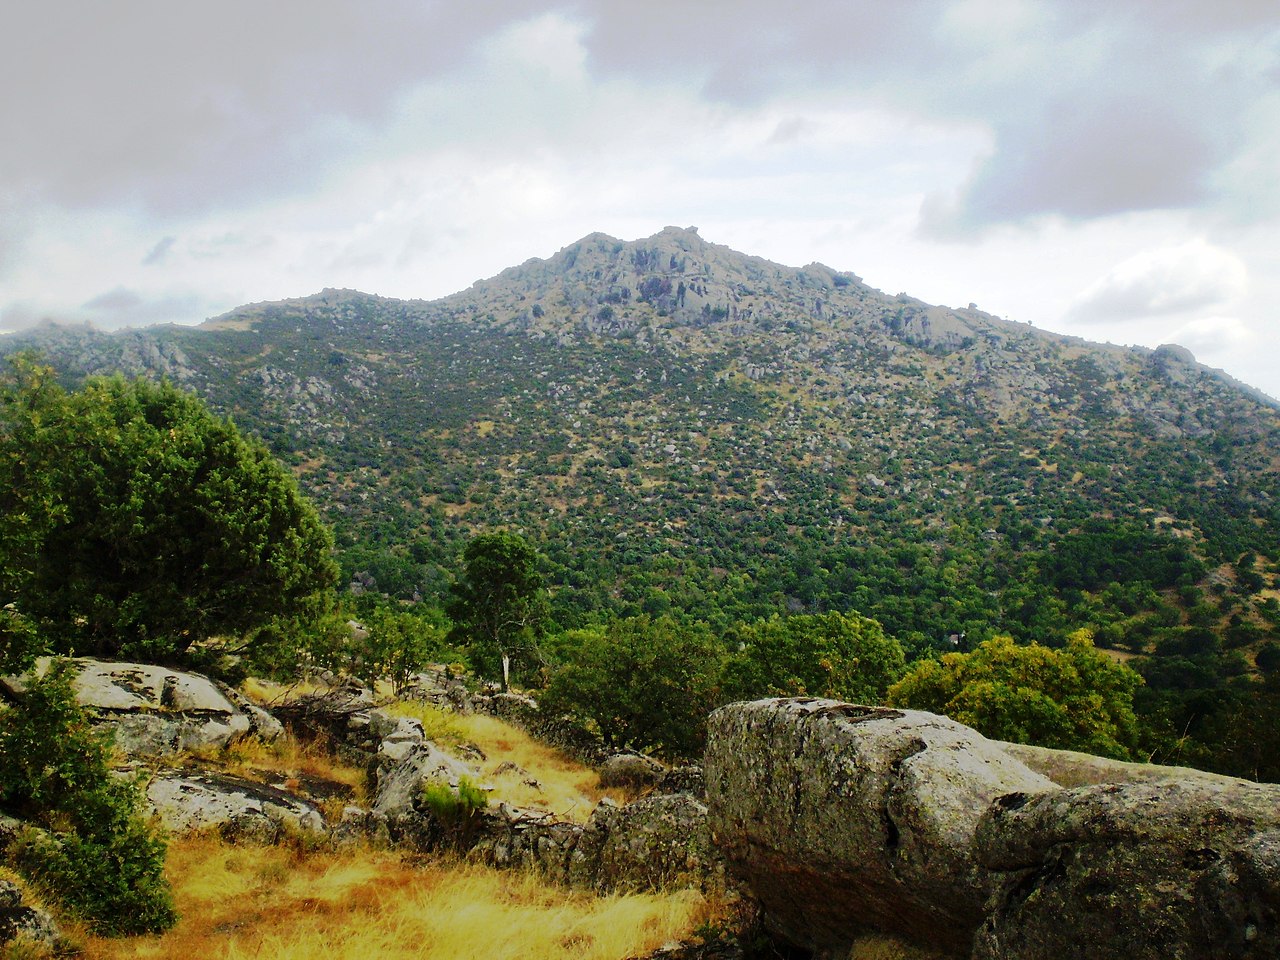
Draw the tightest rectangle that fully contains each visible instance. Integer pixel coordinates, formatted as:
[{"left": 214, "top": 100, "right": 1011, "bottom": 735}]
[
  {"left": 0, "top": 659, "right": 176, "bottom": 934},
  {"left": 888, "top": 631, "right": 1142, "bottom": 759},
  {"left": 540, "top": 616, "right": 724, "bottom": 759},
  {"left": 348, "top": 604, "right": 450, "bottom": 693},
  {"left": 0, "top": 359, "right": 338, "bottom": 665},
  {"left": 720, "top": 610, "right": 905, "bottom": 703},
  {"left": 446, "top": 532, "right": 546, "bottom": 690}
]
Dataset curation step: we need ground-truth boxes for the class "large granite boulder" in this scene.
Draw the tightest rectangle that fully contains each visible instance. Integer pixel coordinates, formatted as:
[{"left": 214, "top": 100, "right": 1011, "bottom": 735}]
[
  {"left": 974, "top": 778, "right": 1280, "bottom": 960},
  {"left": 1, "top": 658, "right": 267, "bottom": 757},
  {"left": 705, "top": 698, "right": 1055, "bottom": 957},
  {"left": 146, "top": 770, "right": 326, "bottom": 842},
  {"left": 997, "top": 740, "right": 1249, "bottom": 790}
]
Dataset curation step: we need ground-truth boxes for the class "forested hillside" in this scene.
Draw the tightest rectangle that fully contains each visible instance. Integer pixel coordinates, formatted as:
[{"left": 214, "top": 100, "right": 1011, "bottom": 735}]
[{"left": 6, "top": 226, "right": 1279, "bottom": 775}]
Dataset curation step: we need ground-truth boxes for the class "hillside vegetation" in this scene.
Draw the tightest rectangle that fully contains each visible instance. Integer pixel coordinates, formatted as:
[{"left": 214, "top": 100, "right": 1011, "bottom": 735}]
[{"left": 5, "top": 227, "right": 1280, "bottom": 776}]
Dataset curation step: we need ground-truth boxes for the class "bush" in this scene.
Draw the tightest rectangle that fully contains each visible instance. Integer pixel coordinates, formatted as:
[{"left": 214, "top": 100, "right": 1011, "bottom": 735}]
[
  {"left": 0, "top": 359, "right": 337, "bottom": 665},
  {"left": 421, "top": 776, "right": 488, "bottom": 848},
  {"left": 1257, "top": 642, "right": 1280, "bottom": 674},
  {"left": 889, "top": 631, "right": 1142, "bottom": 760},
  {"left": 540, "top": 616, "right": 723, "bottom": 759},
  {"left": 0, "top": 659, "right": 176, "bottom": 935}
]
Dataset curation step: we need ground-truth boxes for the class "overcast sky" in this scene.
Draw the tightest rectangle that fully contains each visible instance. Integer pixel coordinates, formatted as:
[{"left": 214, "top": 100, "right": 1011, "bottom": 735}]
[{"left": 3, "top": 1, "right": 1278, "bottom": 398}]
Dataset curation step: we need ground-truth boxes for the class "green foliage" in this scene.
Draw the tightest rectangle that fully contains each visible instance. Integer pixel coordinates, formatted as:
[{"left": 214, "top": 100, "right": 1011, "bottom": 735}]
[
  {"left": 0, "top": 359, "right": 338, "bottom": 664},
  {"left": 0, "top": 659, "right": 176, "bottom": 934},
  {"left": 446, "top": 532, "right": 547, "bottom": 690},
  {"left": 346, "top": 603, "right": 451, "bottom": 692},
  {"left": 888, "top": 632, "right": 1142, "bottom": 760},
  {"left": 1190, "top": 673, "right": 1280, "bottom": 782},
  {"left": 421, "top": 776, "right": 489, "bottom": 846},
  {"left": 721, "top": 610, "right": 905, "bottom": 703},
  {"left": 541, "top": 616, "right": 723, "bottom": 759},
  {"left": 0, "top": 606, "right": 42, "bottom": 677},
  {"left": 1039, "top": 522, "right": 1204, "bottom": 592}
]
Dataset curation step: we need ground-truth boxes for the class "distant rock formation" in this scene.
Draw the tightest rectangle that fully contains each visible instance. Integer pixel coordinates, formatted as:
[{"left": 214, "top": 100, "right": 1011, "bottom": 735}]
[{"left": 705, "top": 698, "right": 1280, "bottom": 960}]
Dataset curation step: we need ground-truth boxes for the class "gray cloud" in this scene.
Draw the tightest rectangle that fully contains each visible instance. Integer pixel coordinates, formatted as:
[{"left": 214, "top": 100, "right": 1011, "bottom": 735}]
[
  {"left": 0, "top": 302, "right": 45, "bottom": 332},
  {"left": 574, "top": 1, "right": 1280, "bottom": 229},
  {"left": 6, "top": 0, "right": 1276, "bottom": 235},
  {"left": 79, "top": 287, "right": 206, "bottom": 328},
  {"left": 0, "top": 1, "right": 544, "bottom": 215},
  {"left": 933, "top": 99, "right": 1222, "bottom": 229},
  {"left": 142, "top": 236, "right": 176, "bottom": 266},
  {"left": 83, "top": 287, "right": 145, "bottom": 312}
]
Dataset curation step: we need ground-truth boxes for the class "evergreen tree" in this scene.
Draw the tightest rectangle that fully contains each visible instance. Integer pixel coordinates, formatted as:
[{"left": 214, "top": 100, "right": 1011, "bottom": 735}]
[{"left": 0, "top": 357, "right": 338, "bottom": 665}]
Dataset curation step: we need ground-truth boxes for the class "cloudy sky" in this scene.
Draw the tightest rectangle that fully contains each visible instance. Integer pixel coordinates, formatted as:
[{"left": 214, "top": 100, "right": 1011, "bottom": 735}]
[{"left": 3, "top": 1, "right": 1278, "bottom": 397}]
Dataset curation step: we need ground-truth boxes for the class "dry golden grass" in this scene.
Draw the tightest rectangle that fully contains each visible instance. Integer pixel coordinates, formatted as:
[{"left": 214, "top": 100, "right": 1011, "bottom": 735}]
[
  {"left": 239, "top": 675, "right": 626, "bottom": 819},
  {"left": 79, "top": 836, "right": 711, "bottom": 960},
  {"left": 385, "top": 702, "right": 629, "bottom": 820},
  {"left": 239, "top": 676, "right": 334, "bottom": 706}
]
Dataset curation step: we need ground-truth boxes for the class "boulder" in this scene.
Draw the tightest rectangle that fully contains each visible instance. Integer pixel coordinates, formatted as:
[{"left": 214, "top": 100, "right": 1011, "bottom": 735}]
[
  {"left": 2, "top": 658, "right": 254, "bottom": 757},
  {"left": 473, "top": 792, "right": 719, "bottom": 894},
  {"left": 371, "top": 741, "right": 483, "bottom": 820},
  {"left": 146, "top": 770, "right": 326, "bottom": 841},
  {"left": 0, "top": 879, "right": 63, "bottom": 953},
  {"left": 472, "top": 802, "right": 587, "bottom": 879},
  {"left": 997, "top": 740, "right": 1247, "bottom": 790},
  {"left": 655, "top": 765, "right": 705, "bottom": 798},
  {"left": 705, "top": 699, "right": 1055, "bottom": 957},
  {"left": 217, "top": 682, "right": 286, "bottom": 742},
  {"left": 598, "top": 752, "right": 666, "bottom": 790},
  {"left": 974, "top": 779, "right": 1280, "bottom": 960},
  {"left": 593, "top": 793, "right": 718, "bottom": 893}
]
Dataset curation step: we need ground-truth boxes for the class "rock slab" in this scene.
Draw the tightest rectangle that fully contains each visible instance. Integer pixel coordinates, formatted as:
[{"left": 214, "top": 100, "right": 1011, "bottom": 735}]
[
  {"left": 974, "top": 779, "right": 1280, "bottom": 960},
  {"left": 705, "top": 699, "right": 1055, "bottom": 957},
  {"left": 2, "top": 657, "right": 261, "bottom": 757},
  {"left": 147, "top": 771, "right": 326, "bottom": 841}
]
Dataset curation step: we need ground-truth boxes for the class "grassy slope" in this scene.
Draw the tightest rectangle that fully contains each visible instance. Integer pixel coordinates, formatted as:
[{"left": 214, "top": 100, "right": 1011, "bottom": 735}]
[{"left": 59, "top": 688, "right": 705, "bottom": 960}]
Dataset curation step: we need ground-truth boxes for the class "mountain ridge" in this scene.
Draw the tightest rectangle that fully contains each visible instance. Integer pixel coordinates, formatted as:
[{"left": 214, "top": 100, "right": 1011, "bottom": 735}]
[{"left": 4, "top": 227, "right": 1278, "bottom": 628}]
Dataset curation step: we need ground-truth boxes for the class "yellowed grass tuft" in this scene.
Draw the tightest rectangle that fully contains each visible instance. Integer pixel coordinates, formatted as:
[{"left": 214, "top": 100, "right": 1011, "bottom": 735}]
[
  {"left": 188, "top": 733, "right": 369, "bottom": 816},
  {"left": 239, "top": 676, "right": 333, "bottom": 706},
  {"left": 80, "top": 836, "right": 710, "bottom": 960}
]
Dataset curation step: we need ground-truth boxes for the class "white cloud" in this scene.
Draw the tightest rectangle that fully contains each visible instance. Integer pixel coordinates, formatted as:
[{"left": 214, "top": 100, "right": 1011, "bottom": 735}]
[
  {"left": 1067, "top": 241, "right": 1248, "bottom": 321},
  {"left": 1167, "top": 315, "right": 1255, "bottom": 357}
]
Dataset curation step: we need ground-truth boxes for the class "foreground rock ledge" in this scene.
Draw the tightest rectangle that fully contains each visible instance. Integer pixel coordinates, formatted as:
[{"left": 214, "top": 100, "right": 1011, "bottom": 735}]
[
  {"left": 704, "top": 698, "right": 1280, "bottom": 960},
  {"left": 705, "top": 699, "right": 1055, "bottom": 956}
]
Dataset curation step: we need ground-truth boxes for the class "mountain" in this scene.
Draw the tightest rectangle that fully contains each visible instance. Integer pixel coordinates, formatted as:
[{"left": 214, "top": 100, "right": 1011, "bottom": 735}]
[{"left": 4, "top": 228, "right": 1278, "bottom": 691}]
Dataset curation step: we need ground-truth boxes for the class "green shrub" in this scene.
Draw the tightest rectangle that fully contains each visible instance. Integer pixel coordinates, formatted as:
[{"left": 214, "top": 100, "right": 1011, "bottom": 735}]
[
  {"left": 421, "top": 776, "right": 489, "bottom": 849},
  {"left": 0, "top": 659, "right": 176, "bottom": 935},
  {"left": 421, "top": 776, "right": 489, "bottom": 822}
]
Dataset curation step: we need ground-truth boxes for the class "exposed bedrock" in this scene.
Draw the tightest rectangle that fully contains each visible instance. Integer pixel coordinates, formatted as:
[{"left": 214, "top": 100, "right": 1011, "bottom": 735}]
[
  {"left": 705, "top": 698, "right": 1280, "bottom": 960},
  {"left": 704, "top": 699, "right": 1055, "bottom": 957}
]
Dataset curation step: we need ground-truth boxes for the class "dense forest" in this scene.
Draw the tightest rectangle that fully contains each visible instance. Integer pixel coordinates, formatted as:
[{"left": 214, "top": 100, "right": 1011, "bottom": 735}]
[{"left": 4, "top": 227, "right": 1279, "bottom": 780}]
